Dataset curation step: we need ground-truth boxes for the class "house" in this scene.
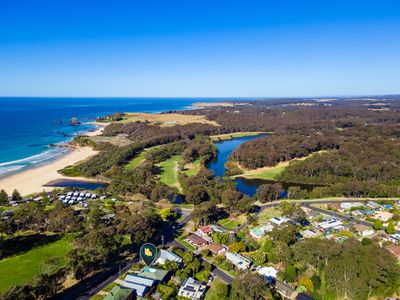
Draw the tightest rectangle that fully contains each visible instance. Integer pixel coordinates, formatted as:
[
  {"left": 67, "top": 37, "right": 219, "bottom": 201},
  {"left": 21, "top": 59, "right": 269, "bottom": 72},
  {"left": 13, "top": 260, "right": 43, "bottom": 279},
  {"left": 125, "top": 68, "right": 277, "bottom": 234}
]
[
  {"left": 250, "top": 224, "right": 273, "bottom": 239},
  {"left": 185, "top": 234, "right": 208, "bottom": 249},
  {"left": 258, "top": 266, "right": 278, "bottom": 282},
  {"left": 351, "top": 210, "right": 364, "bottom": 217},
  {"left": 250, "top": 227, "right": 265, "bottom": 240},
  {"left": 361, "top": 210, "right": 374, "bottom": 216},
  {"left": 300, "top": 229, "right": 318, "bottom": 238},
  {"left": 125, "top": 274, "right": 155, "bottom": 287},
  {"left": 317, "top": 219, "right": 343, "bottom": 232},
  {"left": 367, "top": 201, "right": 380, "bottom": 209},
  {"left": 119, "top": 281, "right": 148, "bottom": 298},
  {"left": 120, "top": 274, "right": 154, "bottom": 298},
  {"left": 225, "top": 252, "right": 252, "bottom": 270},
  {"left": 382, "top": 204, "right": 393, "bottom": 210},
  {"left": 340, "top": 202, "right": 363, "bottom": 210},
  {"left": 374, "top": 211, "right": 393, "bottom": 222},
  {"left": 178, "top": 277, "right": 207, "bottom": 300},
  {"left": 385, "top": 244, "right": 400, "bottom": 260},
  {"left": 104, "top": 285, "right": 135, "bottom": 300},
  {"left": 354, "top": 224, "right": 374, "bottom": 237},
  {"left": 208, "top": 243, "right": 226, "bottom": 255},
  {"left": 270, "top": 217, "right": 290, "bottom": 226},
  {"left": 197, "top": 225, "right": 212, "bottom": 236},
  {"left": 156, "top": 249, "right": 182, "bottom": 265},
  {"left": 137, "top": 267, "right": 169, "bottom": 283}
]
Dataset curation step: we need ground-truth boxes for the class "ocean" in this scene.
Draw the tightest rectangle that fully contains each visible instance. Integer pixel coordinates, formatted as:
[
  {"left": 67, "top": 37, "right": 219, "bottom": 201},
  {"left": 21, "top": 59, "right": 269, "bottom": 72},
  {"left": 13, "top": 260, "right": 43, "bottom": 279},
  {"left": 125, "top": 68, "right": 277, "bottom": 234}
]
[{"left": 0, "top": 97, "right": 221, "bottom": 178}]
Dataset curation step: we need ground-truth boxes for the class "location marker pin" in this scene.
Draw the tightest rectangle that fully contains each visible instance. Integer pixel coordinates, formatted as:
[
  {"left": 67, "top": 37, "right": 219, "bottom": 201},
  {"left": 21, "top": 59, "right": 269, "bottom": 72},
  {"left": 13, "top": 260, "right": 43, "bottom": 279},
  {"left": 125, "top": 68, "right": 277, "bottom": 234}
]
[{"left": 140, "top": 243, "right": 158, "bottom": 267}]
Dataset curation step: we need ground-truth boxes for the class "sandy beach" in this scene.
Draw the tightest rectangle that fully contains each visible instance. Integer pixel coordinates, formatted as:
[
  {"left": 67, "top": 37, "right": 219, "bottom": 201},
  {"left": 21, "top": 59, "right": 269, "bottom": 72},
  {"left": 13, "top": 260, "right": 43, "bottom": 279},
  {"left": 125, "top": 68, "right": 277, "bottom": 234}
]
[
  {"left": 0, "top": 147, "right": 98, "bottom": 196},
  {"left": 84, "top": 122, "right": 108, "bottom": 136}
]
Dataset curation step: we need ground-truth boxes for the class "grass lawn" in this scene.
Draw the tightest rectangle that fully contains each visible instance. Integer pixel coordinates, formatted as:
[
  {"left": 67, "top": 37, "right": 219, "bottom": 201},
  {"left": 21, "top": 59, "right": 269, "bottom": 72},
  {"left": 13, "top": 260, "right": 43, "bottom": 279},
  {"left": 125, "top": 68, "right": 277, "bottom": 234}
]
[
  {"left": 205, "top": 278, "right": 228, "bottom": 300},
  {"left": 210, "top": 132, "right": 265, "bottom": 141},
  {"left": 125, "top": 145, "right": 161, "bottom": 171},
  {"left": 159, "top": 155, "right": 182, "bottom": 189},
  {"left": 236, "top": 150, "right": 328, "bottom": 180},
  {"left": 183, "top": 158, "right": 201, "bottom": 177},
  {"left": 245, "top": 164, "right": 286, "bottom": 180},
  {"left": 90, "top": 294, "right": 104, "bottom": 300},
  {"left": 218, "top": 215, "right": 246, "bottom": 229},
  {"left": 0, "top": 236, "right": 73, "bottom": 292},
  {"left": 102, "top": 282, "right": 117, "bottom": 293},
  {"left": 257, "top": 207, "right": 282, "bottom": 223},
  {"left": 173, "top": 203, "right": 194, "bottom": 209}
]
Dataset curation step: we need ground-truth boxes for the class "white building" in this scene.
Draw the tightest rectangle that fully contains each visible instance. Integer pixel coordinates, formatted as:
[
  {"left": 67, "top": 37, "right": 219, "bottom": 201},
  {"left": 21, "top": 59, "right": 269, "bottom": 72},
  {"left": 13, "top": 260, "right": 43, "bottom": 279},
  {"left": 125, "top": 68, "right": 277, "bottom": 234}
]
[
  {"left": 300, "top": 229, "right": 318, "bottom": 238},
  {"left": 156, "top": 249, "right": 183, "bottom": 265},
  {"left": 270, "top": 217, "right": 290, "bottom": 226},
  {"left": 317, "top": 219, "right": 344, "bottom": 232},
  {"left": 178, "top": 277, "right": 207, "bottom": 300},
  {"left": 249, "top": 224, "right": 273, "bottom": 240},
  {"left": 258, "top": 266, "right": 278, "bottom": 281},
  {"left": 225, "top": 252, "right": 251, "bottom": 270}
]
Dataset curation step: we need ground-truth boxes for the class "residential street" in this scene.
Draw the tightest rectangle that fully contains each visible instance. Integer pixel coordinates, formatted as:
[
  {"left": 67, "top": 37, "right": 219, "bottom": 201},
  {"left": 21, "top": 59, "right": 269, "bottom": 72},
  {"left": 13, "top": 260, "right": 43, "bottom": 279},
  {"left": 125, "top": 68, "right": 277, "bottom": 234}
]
[{"left": 77, "top": 198, "right": 384, "bottom": 300}]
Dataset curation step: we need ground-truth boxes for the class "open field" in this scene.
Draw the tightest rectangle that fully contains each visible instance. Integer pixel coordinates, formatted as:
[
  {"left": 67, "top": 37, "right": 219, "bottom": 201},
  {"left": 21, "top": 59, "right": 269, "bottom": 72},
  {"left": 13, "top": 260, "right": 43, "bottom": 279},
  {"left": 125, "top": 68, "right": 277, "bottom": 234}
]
[
  {"left": 0, "top": 236, "right": 73, "bottom": 292},
  {"left": 159, "top": 155, "right": 182, "bottom": 190},
  {"left": 218, "top": 215, "right": 246, "bottom": 229},
  {"left": 118, "top": 112, "right": 219, "bottom": 127},
  {"left": 210, "top": 131, "right": 266, "bottom": 141},
  {"left": 257, "top": 207, "right": 282, "bottom": 223},
  {"left": 234, "top": 150, "right": 328, "bottom": 180},
  {"left": 125, "top": 145, "right": 161, "bottom": 171},
  {"left": 89, "top": 135, "right": 132, "bottom": 147}
]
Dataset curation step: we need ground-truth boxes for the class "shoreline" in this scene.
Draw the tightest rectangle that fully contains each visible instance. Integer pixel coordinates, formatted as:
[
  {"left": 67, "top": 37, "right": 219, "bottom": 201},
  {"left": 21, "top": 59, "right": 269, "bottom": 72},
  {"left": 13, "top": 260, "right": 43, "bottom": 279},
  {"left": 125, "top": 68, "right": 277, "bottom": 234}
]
[
  {"left": 0, "top": 122, "right": 105, "bottom": 196},
  {"left": 0, "top": 146, "right": 99, "bottom": 196}
]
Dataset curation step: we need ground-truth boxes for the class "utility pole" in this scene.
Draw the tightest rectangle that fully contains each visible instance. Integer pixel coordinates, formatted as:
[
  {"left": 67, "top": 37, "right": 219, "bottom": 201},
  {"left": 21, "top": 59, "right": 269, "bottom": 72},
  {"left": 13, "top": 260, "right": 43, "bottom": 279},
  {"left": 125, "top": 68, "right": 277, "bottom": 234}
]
[{"left": 161, "top": 235, "right": 164, "bottom": 247}]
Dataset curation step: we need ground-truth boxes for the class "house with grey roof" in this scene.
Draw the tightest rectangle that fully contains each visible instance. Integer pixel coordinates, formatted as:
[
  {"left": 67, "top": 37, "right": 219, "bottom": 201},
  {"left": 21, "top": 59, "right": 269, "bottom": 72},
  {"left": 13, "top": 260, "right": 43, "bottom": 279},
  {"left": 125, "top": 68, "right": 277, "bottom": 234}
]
[
  {"left": 225, "top": 252, "right": 252, "bottom": 270},
  {"left": 156, "top": 249, "right": 183, "bottom": 265}
]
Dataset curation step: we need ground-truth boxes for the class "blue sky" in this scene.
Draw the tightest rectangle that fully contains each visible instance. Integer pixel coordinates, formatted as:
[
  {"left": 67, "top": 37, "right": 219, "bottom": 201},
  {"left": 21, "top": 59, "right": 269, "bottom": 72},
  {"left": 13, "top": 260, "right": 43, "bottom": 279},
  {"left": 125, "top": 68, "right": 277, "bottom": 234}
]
[{"left": 0, "top": 0, "right": 399, "bottom": 97}]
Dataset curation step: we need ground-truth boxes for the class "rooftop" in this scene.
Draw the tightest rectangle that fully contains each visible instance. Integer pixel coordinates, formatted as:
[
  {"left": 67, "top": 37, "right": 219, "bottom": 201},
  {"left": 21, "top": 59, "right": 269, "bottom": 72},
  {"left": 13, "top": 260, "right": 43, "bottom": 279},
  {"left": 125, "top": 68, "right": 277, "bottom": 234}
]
[{"left": 138, "top": 267, "right": 169, "bottom": 281}]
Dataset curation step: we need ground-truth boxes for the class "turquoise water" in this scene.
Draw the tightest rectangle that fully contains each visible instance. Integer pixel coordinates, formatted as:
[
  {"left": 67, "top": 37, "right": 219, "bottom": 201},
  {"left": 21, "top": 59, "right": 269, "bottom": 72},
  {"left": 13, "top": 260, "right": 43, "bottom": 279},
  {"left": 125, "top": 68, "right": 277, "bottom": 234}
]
[{"left": 0, "top": 97, "right": 219, "bottom": 177}]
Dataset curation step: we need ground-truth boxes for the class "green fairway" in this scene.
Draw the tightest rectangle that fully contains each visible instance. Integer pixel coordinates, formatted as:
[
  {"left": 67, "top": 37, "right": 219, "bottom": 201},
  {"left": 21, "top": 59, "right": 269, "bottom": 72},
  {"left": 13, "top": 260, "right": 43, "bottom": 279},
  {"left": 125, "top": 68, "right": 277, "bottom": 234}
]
[
  {"left": 245, "top": 164, "right": 286, "bottom": 180},
  {"left": 125, "top": 145, "right": 161, "bottom": 170},
  {"left": 0, "top": 236, "right": 73, "bottom": 292},
  {"left": 159, "top": 155, "right": 182, "bottom": 189},
  {"left": 235, "top": 150, "right": 328, "bottom": 180},
  {"left": 210, "top": 131, "right": 265, "bottom": 141},
  {"left": 183, "top": 158, "right": 201, "bottom": 176}
]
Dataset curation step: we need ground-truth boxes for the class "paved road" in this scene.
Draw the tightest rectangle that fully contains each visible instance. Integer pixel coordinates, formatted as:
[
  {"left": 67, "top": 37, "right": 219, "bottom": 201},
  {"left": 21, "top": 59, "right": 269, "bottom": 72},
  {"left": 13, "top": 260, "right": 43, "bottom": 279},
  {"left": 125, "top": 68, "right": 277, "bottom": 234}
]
[
  {"left": 76, "top": 211, "right": 192, "bottom": 299},
  {"left": 74, "top": 198, "right": 379, "bottom": 299},
  {"left": 58, "top": 257, "right": 138, "bottom": 300},
  {"left": 303, "top": 203, "right": 372, "bottom": 226},
  {"left": 76, "top": 258, "right": 139, "bottom": 300}
]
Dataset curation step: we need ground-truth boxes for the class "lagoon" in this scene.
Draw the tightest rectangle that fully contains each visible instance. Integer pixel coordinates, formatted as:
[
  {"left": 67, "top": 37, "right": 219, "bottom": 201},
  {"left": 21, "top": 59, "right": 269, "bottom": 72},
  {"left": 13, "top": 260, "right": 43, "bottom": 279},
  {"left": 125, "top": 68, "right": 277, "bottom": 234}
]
[{"left": 208, "top": 135, "right": 318, "bottom": 197}]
